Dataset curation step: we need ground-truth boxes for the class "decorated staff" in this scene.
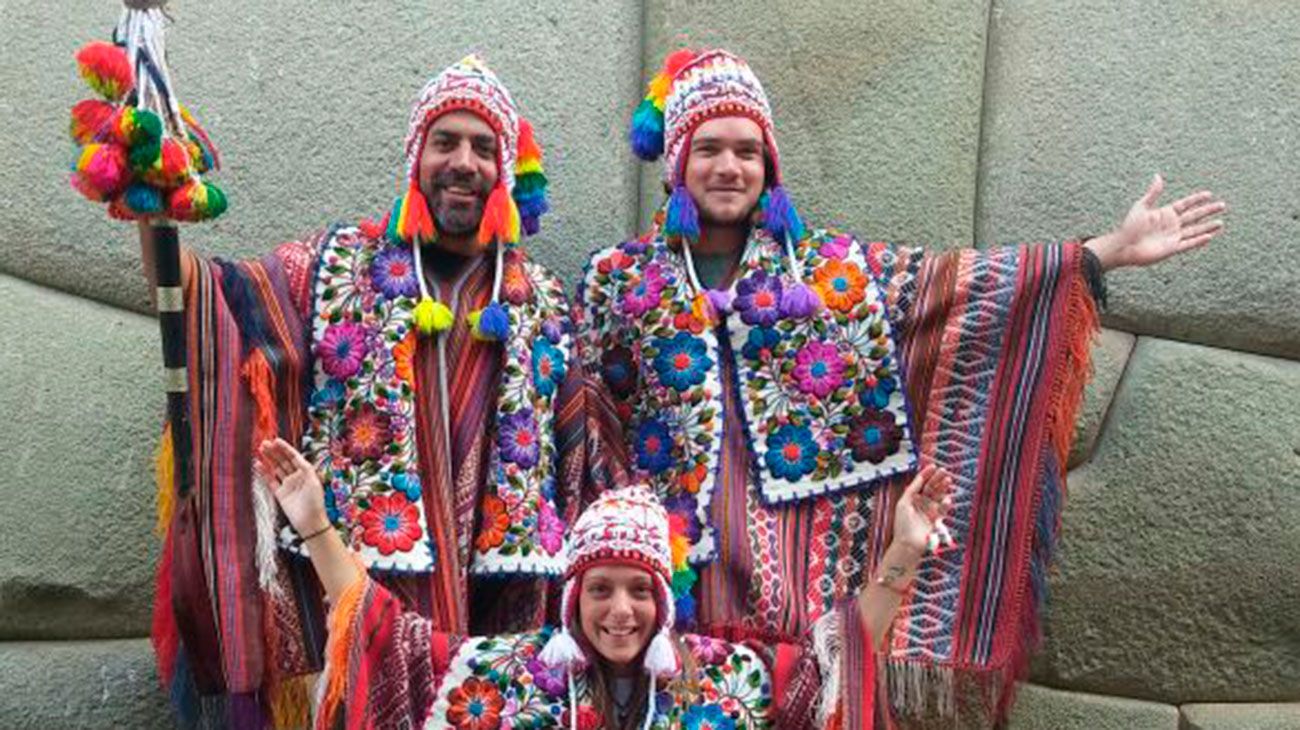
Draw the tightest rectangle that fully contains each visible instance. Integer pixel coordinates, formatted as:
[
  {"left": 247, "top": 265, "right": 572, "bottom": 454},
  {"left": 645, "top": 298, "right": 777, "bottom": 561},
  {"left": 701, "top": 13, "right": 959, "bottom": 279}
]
[{"left": 68, "top": 1, "right": 233, "bottom": 726}]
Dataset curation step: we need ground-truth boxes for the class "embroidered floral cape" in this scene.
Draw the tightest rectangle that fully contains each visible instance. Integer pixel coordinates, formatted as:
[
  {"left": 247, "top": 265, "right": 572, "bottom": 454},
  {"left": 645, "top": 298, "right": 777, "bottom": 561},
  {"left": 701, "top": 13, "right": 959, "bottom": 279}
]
[
  {"left": 579, "top": 229, "right": 916, "bottom": 563},
  {"left": 294, "top": 226, "right": 572, "bottom": 577}
]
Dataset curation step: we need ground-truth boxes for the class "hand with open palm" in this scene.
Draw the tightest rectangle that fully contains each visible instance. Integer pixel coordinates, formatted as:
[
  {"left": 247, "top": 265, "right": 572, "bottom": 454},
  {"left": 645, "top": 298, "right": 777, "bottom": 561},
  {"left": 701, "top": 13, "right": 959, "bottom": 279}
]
[{"left": 1086, "top": 174, "right": 1226, "bottom": 271}]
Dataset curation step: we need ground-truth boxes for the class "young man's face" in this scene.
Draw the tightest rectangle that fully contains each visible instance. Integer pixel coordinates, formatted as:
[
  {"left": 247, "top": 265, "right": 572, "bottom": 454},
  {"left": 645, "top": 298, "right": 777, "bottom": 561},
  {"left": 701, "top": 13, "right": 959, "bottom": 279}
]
[
  {"left": 417, "top": 110, "right": 499, "bottom": 241},
  {"left": 578, "top": 564, "right": 657, "bottom": 672},
  {"left": 684, "top": 116, "right": 766, "bottom": 227}
]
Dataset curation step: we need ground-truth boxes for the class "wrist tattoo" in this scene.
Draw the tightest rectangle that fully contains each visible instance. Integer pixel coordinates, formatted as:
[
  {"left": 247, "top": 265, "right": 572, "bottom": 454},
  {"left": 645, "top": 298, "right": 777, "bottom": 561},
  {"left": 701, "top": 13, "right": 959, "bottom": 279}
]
[{"left": 880, "top": 564, "right": 906, "bottom": 584}]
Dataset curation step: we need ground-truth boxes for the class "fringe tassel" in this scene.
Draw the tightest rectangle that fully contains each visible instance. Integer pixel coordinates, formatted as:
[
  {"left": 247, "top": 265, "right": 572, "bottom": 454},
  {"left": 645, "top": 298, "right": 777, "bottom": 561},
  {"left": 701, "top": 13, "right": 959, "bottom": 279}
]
[
  {"left": 243, "top": 349, "right": 284, "bottom": 597},
  {"left": 168, "top": 648, "right": 201, "bottom": 730},
  {"left": 477, "top": 182, "right": 521, "bottom": 246},
  {"left": 811, "top": 608, "right": 843, "bottom": 729},
  {"left": 268, "top": 674, "right": 313, "bottom": 730},
  {"left": 885, "top": 658, "right": 956, "bottom": 721},
  {"left": 318, "top": 575, "right": 367, "bottom": 730},
  {"left": 252, "top": 471, "right": 285, "bottom": 597},
  {"left": 154, "top": 423, "right": 176, "bottom": 538},
  {"left": 151, "top": 523, "right": 179, "bottom": 689}
]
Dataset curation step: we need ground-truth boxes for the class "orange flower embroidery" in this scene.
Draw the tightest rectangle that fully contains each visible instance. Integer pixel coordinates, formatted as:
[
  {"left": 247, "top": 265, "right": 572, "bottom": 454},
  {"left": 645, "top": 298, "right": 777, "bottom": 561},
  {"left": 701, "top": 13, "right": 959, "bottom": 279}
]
[
  {"left": 445, "top": 676, "right": 505, "bottom": 730},
  {"left": 812, "top": 259, "right": 867, "bottom": 313},
  {"left": 393, "top": 330, "right": 416, "bottom": 385},
  {"left": 474, "top": 494, "right": 510, "bottom": 553}
]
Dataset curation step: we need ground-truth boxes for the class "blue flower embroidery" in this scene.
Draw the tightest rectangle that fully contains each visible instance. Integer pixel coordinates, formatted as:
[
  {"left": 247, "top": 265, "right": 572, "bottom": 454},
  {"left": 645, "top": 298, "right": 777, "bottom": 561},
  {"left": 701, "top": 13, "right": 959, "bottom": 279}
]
[
  {"left": 681, "top": 704, "right": 736, "bottom": 730},
  {"left": 652, "top": 332, "right": 713, "bottom": 391},
  {"left": 765, "top": 424, "right": 820, "bottom": 481},
  {"left": 859, "top": 373, "right": 897, "bottom": 410},
  {"left": 635, "top": 419, "right": 674, "bottom": 474},
  {"left": 531, "top": 337, "right": 567, "bottom": 397},
  {"left": 741, "top": 326, "right": 782, "bottom": 362}
]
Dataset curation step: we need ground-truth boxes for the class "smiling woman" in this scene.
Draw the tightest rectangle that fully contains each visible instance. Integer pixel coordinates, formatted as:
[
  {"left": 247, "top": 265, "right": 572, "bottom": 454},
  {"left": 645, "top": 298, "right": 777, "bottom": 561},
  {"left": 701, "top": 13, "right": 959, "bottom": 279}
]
[{"left": 256, "top": 437, "right": 954, "bottom": 729}]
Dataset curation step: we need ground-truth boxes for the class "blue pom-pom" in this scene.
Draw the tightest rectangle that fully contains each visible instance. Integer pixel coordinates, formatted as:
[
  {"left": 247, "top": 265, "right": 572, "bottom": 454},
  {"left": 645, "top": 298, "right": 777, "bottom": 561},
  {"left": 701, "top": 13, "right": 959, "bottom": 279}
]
[
  {"left": 477, "top": 301, "right": 510, "bottom": 341},
  {"left": 514, "top": 190, "right": 549, "bottom": 221},
  {"left": 630, "top": 98, "right": 666, "bottom": 161},
  {"left": 763, "top": 184, "right": 805, "bottom": 243},
  {"left": 124, "top": 183, "right": 164, "bottom": 215},
  {"left": 674, "top": 592, "right": 696, "bottom": 629},
  {"left": 664, "top": 185, "right": 700, "bottom": 241}
]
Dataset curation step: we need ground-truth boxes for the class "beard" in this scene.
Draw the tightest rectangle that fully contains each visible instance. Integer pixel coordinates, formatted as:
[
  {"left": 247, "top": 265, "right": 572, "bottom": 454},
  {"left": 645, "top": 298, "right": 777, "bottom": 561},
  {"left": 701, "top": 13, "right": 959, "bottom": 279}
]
[{"left": 425, "top": 169, "right": 491, "bottom": 236}]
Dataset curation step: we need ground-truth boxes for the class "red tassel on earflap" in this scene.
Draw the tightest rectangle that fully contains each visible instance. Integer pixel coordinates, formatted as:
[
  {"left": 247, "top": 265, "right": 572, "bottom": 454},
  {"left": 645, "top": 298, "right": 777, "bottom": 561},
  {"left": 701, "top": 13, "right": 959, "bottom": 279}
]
[{"left": 477, "top": 182, "right": 520, "bottom": 246}]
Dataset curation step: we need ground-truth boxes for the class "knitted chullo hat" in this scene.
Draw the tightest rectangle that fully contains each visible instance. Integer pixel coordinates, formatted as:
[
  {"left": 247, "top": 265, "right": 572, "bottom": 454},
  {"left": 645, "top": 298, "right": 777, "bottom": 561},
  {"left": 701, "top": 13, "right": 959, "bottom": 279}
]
[
  {"left": 539, "top": 486, "right": 689, "bottom": 730},
  {"left": 382, "top": 54, "right": 549, "bottom": 341},
  {"left": 629, "top": 49, "right": 820, "bottom": 323}
]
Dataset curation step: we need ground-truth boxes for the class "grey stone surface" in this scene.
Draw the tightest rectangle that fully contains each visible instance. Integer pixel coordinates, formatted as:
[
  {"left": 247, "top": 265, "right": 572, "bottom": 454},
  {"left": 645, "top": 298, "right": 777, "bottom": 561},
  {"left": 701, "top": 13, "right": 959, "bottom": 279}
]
[
  {"left": 1035, "top": 337, "right": 1300, "bottom": 702},
  {"left": 1006, "top": 683, "right": 1179, "bottom": 729},
  {"left": 1069, "top": 328, "right": 1135, "bottom": 469},
  {"left": 0, "top": 640, "right": 172, "bottom": 729},
  {"left": 0, "top": 0, "right": 643, "bottom": 313},
  {"left": 0, "top": 274, "right": 160, "bottom": 639},
  {"left": 639, "top": 0, "right": 991, "bottom": 248},
  {"left": 1181, "top": 703, "right": 1300, "bottom": 730},
  {"left": 976, "top": 2, "right": 1300, "bottom": 360}
]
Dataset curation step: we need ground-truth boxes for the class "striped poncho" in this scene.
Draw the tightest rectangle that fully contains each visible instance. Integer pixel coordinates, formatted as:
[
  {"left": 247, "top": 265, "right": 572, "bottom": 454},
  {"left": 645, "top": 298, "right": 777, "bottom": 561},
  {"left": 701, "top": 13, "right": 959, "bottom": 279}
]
[{"left": 579, "top": 228, "right": 1098, "bottom": 727}]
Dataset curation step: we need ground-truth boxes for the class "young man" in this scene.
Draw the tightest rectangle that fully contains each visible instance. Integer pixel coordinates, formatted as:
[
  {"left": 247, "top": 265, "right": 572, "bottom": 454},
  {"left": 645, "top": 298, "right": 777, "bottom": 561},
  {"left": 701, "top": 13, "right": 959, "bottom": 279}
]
[
  {"left": 141, "top": 56, "right": 620, "bottom": 723},
  {"left": 578, "top": 49, "right": 1225, "bottom": 725}
]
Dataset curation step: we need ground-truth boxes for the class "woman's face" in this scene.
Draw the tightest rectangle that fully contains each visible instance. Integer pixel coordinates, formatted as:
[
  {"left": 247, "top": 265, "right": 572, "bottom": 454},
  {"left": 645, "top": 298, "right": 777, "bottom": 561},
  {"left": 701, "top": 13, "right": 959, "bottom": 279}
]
[{"left": 578, "top": 564, "right": 658, "bottom": 671}]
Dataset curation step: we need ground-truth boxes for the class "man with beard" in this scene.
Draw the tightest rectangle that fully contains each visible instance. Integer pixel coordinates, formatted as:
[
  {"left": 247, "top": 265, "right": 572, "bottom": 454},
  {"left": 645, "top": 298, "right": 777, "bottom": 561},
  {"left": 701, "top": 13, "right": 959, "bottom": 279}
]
[
  {"left": 139, "top": 55, "right": 622, "bottom": 724},
  {"left": 578, "top": 49, "right": 1225, "bottom": 726}
]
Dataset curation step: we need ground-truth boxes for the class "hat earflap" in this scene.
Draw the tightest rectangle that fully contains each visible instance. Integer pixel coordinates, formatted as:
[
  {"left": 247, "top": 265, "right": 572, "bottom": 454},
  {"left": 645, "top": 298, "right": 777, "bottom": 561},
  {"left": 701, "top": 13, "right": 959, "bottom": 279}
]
[{"left": 538, "top": 577, "right": 587, "bottom": 672}]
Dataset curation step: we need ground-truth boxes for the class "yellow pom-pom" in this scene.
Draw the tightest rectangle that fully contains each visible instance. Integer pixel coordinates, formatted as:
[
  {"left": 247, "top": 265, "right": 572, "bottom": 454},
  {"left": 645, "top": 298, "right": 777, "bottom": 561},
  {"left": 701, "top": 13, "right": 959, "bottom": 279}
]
[
  {"left": 413, "top": 296, "right": 453, "bottom": 336},
  {"left": 670, "top": 533, "right": 690, "bottom": 572}
]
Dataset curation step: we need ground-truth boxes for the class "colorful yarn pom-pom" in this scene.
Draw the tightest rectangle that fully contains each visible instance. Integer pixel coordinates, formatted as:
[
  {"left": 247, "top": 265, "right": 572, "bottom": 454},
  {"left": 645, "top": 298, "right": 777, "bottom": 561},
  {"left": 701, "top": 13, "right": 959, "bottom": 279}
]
[
  {"left": 124, "top": 183, "right": 166, "bottom": 217},
  {"left": 468, "top": 301, "right": 510, "bottom": 341},
  {"left": 70, "top": 99, "right": 117, "bottom": 145},
  {"left": 477, "top": 183, "right": 520, "bottom": 247},
  {"left": 663, "top": 184, "right": 700, "bottom": 241},
  {"left": 629, "top": 49, "right": 698, "bottom": 161},
  {"left": 113, "top": 107, "right": 164, "bottom": 148},
  {"left": 141, "top": 138, "right": 193, "bottom": 189},
  {"left": 75, "top": 41, "right": 133, "bottom": 102},
  {"left": 73, "top": 143, "right": 130, "bottom": 200},
  {"left": 169, "top": 180, "right": 228, "bottom": 222},
  {"left": 413, "top": 296, "right": 454, "bottom": 336},
  {"left": 512, "top": 118, "right": 548, "bottom": 236}
]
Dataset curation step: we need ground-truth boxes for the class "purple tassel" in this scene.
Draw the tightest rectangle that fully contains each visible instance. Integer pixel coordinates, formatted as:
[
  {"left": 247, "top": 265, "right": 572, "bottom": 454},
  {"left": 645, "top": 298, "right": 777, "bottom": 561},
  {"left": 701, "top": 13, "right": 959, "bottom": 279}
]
[
  {"left": 705, "top": 288, "right": 734, "bottom": 315},
  {"left": 762, "top": 185, "right": 805, "bottom": 243},
  {"left": 228, "top": 693, "right": 265, "bottom": 730},
  {"left": 521, "top": 215, "right": 540, "bottom": 236},
  {"left": 781, "top": 282, "right": 822, "bottom": 319},
  {"left": 664, "top": 184, "right": 700, "bottom": 241}
]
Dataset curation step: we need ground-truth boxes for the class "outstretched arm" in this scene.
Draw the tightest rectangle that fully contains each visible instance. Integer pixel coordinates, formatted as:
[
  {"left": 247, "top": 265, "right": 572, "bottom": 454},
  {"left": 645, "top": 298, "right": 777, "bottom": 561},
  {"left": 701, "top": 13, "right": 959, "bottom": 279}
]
[
  {"left": 858, "top": 465, "right": 954, "bottom": 649},
  {"left": 256, "top": 437, "right": 363, "bottom": 603},
  {"left": 1084, "top": 174, "right": 1226, "bottom": 272}
]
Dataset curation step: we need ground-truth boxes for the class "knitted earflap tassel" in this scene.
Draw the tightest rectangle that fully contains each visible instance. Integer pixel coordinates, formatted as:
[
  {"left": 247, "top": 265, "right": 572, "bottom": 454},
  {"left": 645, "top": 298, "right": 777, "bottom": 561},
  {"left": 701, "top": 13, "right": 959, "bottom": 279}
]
[{"left": 763, "top": 185, "right": 821, "bottom": 318}]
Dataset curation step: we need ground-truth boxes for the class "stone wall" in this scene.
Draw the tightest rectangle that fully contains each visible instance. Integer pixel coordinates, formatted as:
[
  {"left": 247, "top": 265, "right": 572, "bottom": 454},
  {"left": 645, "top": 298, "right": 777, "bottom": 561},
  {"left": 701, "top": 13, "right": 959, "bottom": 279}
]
[{"left": 1, "top": 1, "right": 1295, "bottom": 727}]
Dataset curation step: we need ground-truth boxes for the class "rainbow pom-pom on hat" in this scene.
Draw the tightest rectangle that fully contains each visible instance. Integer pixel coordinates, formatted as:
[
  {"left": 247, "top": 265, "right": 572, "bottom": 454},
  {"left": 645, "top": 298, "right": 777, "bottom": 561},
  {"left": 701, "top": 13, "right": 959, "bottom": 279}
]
[
  {"left": 629, "top": 49, "right": 820, "bottom": 318},
  {"left": 381, "top": 54, "right": 551, "bottom": 341}
]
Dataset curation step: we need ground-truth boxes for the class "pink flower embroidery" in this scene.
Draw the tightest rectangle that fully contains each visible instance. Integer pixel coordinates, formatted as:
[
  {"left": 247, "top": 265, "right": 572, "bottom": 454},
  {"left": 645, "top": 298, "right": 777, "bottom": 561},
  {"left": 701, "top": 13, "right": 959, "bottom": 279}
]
[{"left": 792, "top": 341, "right": 846, "bottom": 398}]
